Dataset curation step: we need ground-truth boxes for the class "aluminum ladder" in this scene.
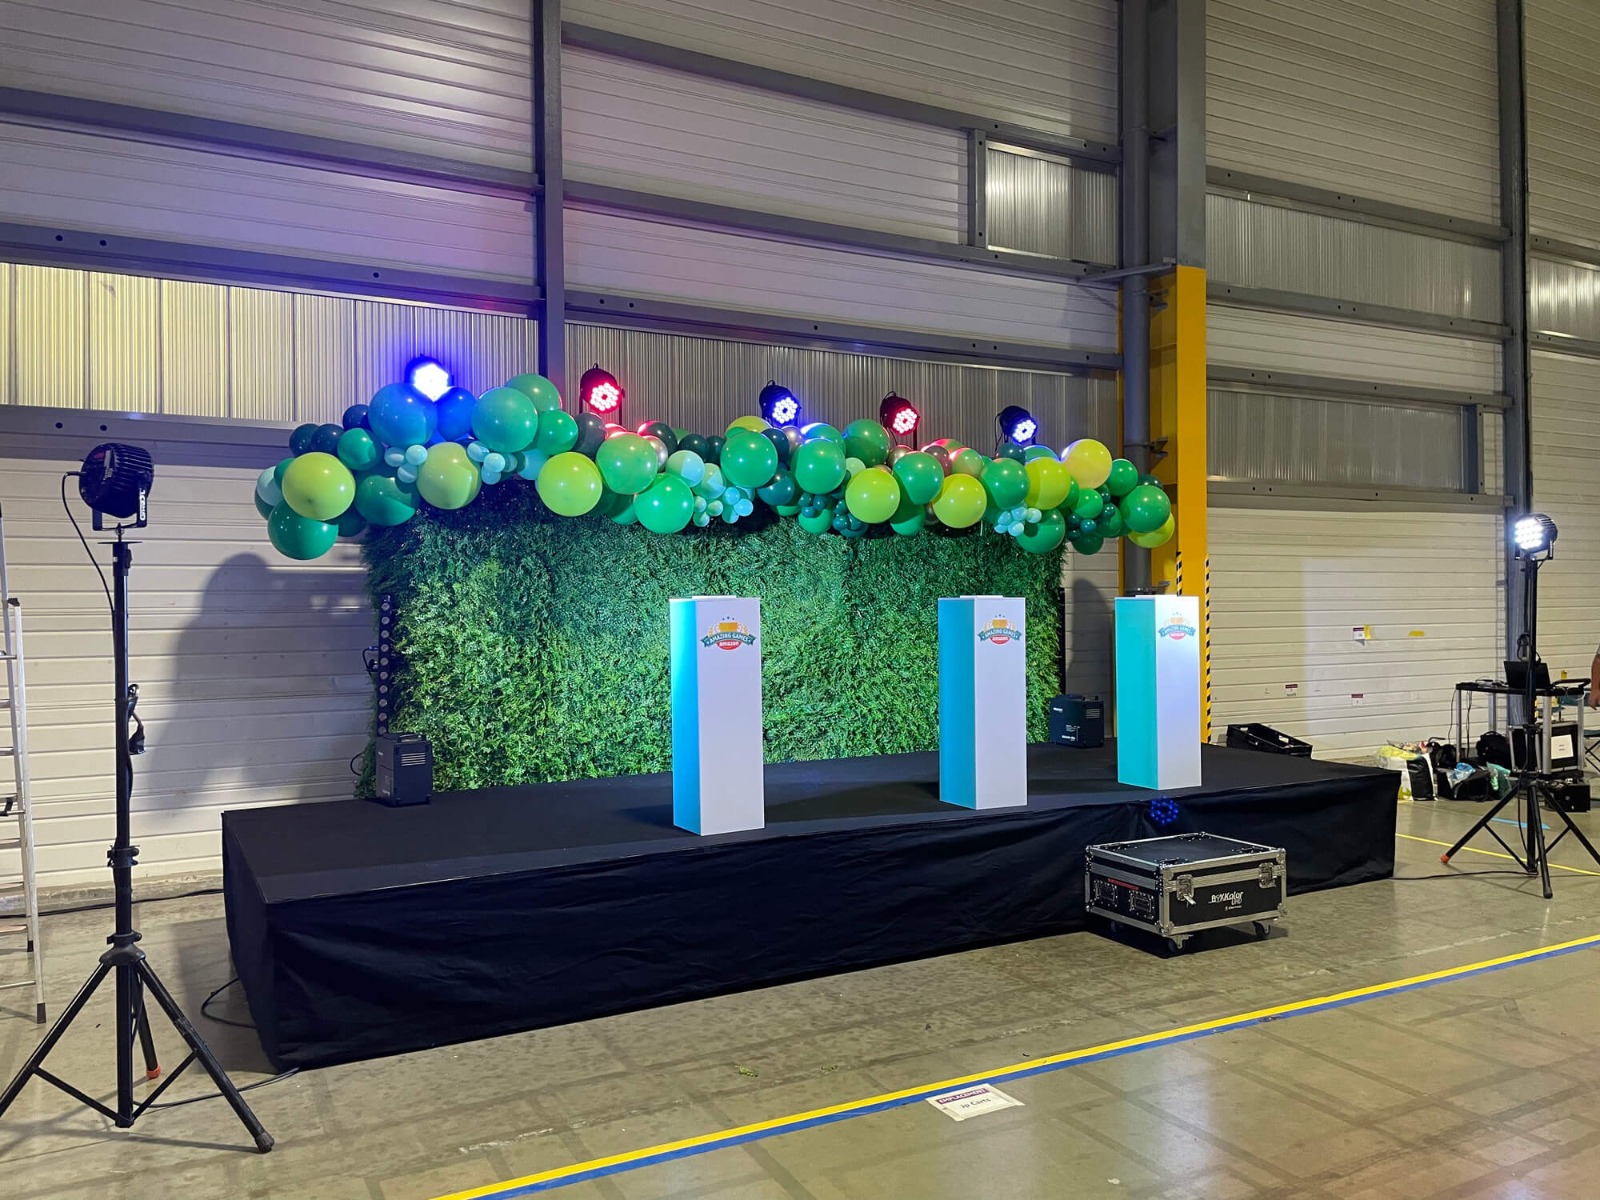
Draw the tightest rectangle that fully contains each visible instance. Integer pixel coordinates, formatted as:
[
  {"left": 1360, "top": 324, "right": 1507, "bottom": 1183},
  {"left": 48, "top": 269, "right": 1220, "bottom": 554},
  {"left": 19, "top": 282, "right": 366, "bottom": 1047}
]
[{"left": 0, "top": 502, "right": 45, "bottom": 1023}]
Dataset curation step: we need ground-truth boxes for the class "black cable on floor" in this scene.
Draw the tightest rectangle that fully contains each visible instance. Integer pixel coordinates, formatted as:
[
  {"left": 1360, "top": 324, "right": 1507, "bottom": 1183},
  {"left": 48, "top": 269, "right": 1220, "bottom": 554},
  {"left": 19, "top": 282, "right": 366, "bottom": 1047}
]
[
  {"left": 41, "top": 885, "right": 223, "bottom": 918},
  {"left": 1392, "top": 869, "right": 1537, "bottom": 880},
  {"left": 200, "top": 975, "right": 256, "bottom": 1030},
  {"left": 143, "top": 978, "right": 299, "bottom": 1111}
]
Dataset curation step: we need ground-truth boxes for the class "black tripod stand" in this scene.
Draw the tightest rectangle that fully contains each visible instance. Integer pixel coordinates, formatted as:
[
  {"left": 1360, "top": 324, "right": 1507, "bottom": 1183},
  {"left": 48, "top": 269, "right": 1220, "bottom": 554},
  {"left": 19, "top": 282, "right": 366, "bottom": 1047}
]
[
  {"left": 1441, "top": 550, "right": 1600, "bottom": 898},
  {"left": 0, "top": 529, "right": 272, "bottom": 1151}
]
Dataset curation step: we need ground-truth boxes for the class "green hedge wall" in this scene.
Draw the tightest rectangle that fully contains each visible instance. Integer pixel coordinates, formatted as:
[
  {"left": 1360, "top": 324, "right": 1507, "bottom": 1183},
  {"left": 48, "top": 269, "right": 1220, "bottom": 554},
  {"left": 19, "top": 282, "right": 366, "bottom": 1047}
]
[{"left": 364, "top": 486, "right": 1064, "bottom": 791}]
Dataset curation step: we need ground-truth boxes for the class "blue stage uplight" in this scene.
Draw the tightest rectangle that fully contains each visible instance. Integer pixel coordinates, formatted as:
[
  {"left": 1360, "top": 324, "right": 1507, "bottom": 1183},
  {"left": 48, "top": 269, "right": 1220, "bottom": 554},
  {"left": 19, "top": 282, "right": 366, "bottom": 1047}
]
[
  {"left": 998, "top": 405, "right": 1038, "bottom": 446},
  {"left": 758, "top": 381, "right": 803, "bottom": 427},
  {"left": 1147, "top": 797, "right": 1180, "bottom": 828},
  {"left": 405, "top": 356, "right": 452, "bottom": 401}
]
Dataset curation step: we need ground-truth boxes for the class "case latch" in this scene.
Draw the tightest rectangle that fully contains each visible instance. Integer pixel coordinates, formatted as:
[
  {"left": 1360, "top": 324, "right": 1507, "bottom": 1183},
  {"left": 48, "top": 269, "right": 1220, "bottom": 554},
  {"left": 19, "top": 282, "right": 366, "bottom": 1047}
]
[
  {"left": 1174, "top": 874, "right": 1194, "bottom": 903},
  {"left": 1258, "top": 862, "right": 1279, "bottom": 888}
]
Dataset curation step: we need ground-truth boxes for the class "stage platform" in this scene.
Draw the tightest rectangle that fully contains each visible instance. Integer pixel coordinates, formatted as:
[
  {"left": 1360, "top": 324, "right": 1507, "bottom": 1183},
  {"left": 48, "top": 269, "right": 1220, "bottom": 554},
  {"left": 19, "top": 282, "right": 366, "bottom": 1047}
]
[{"left": 223, "top": 742, "right": 1397, "bottom": 1070}]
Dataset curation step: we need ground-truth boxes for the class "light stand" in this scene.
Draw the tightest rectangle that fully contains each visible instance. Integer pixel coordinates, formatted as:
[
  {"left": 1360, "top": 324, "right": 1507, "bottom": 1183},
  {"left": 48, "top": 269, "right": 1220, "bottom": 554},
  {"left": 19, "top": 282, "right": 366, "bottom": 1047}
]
[
  {"left": 0, "top": 506, "right": 272, "bottom": 1150},
  {"left": 1440, "top": 540, "right": 1600, "bottom": 898}
]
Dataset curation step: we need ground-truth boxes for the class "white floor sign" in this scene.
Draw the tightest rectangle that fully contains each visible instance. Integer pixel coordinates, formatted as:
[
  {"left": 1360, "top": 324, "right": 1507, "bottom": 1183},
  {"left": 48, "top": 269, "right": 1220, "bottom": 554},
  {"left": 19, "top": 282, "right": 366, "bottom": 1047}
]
[{"left": 925, "top": 1083, "right": 1025, "bottom": 1121}]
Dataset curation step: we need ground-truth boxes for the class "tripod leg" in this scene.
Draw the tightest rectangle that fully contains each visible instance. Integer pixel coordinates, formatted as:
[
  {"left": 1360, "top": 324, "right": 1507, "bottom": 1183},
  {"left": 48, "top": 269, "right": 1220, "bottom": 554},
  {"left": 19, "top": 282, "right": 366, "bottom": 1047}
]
[
  {"left": 1441, "top": 792, "right": 1523, "bottom": 865},
  {"left": 1548, "top": 804, "right": 1600, "bottom": 868},
  {"left": 134, "top": 960, "right": 273, "bottom": 1153},
  {"left": 1527, "top": 787, "right": 1554, "bottom": 899},
  {"left": 131, "top": 974, "right": 161, "bottom": 1081},
  {"left": 0, "top": 961, "right": 114, "bottom": 1119}
]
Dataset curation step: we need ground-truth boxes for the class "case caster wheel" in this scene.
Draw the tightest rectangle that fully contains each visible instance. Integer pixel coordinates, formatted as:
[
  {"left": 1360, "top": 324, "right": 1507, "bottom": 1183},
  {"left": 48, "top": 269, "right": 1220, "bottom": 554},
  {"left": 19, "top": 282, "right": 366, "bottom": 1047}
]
[
  {"left": 1252, "top": 921, "right": 1273, "bottom": 940},
  {"left": 1163, "top": 937, "right": 1187, "bottom": 956}
]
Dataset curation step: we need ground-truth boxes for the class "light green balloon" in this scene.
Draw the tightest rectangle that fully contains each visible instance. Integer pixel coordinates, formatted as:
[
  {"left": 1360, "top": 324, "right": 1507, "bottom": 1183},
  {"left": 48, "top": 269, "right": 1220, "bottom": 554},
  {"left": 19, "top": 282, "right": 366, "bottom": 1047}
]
[
  {"left": 536, "top": 451, "right": 604, "bottom": 516},
  {"left": 843, "top": 466, "right": 901, "bottom": 524},
  {"left": 416, "top": 442, "right": 482, "bottom": 510},
  {"left": 281, "top": 452, "right": 356, "bottom": 522}
]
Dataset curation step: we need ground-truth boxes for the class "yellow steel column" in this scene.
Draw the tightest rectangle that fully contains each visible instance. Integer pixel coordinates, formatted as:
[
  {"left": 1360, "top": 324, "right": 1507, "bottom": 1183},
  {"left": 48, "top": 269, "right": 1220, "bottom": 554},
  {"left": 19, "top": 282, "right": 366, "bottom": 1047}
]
[{"left": 1148, "top": 265, "right": 1209, "bottom": 738}]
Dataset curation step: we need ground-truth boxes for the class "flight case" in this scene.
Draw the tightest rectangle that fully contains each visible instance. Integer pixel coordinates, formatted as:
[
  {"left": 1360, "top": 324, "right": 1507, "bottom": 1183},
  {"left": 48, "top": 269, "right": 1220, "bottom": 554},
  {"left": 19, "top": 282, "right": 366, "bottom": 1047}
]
[{"left": 1085, "top": 832, "right": 1286, "bottom": 952}]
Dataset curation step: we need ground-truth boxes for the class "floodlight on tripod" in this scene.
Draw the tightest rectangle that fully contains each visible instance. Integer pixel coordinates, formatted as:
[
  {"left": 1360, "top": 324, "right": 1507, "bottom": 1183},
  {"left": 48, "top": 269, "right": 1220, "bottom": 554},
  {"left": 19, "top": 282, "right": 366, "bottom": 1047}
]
[
  {"left": 0, "top": 445, "right": 274, "bottom": 1152},
  {"left": 1513, "top": 512, "right": 1557, "bottom": 559}
]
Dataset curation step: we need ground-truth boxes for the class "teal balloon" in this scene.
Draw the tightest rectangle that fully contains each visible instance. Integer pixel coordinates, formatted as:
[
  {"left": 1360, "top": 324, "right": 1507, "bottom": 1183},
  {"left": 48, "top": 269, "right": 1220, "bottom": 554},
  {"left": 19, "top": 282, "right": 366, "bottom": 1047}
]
[
  {"left": 635, "top": 475, "right": 695, "bottom": 534},
  {"left": 705, "top": 434, "right": 726, "bottom": 464},
  {"left": 666, "top": 449, "right": 706, "bottom": 486},
  {"left": 797, "top": 506, "right": 834, "bottom": 534},
  {"left": 368, "top": 383, "right": 437, "bottom": 449},
  {"left": 1016, "top": 509, "right": 1066, "bottom": 555},
  {"left": 472, "top": 386, "right": 538, "bottom": 454},
  {"left": 679, "top": 433, "right": 711, "bottom": 460},
  {"left": 273, "top": 456, "right": 294, "bottom": 487},
  {"left": 267, "top": 504, "right": 337, "bottom": 560},
  {"left": 573, "top": 411, "right": 607, "bottom": 457},
  {"left": 996, "top": 443, "right": 1027, "bottom": 463},
  {"left": 506, "top": 373, "right": 563, "bottom": 413},
  {"left": 981, "top": 458, "right": 1029, "bottom": 509},
  {"left": 336, "top": 508, "right": 368, "bottom": 538},
  {"left": 892, "top": 451, "right": 944, "bottom": 505},
  {"left": 757, "top": 466, "right": 799, "bottom": 507},
  {"left": 1023, "top": 445, "right": 1056, "bottom": 463},
  {"left": 354, "top": 472, "right": 419, "bottom": 526},
  {"left": 1105, "top": 458, "right": 1139, "bottom": 497},
  {"left": 1072, "top": 532, "right": 1105, "bottom": 555},
  {"left": 1121, "top": 483, "right": 1172, "bottom": 534},
  {"left": 336, "top": 428, "right": 379, "bottom": 473},
  {"left": 792, "top": 438, "right": 847, "bottom": 495},
  {"left": 255, "top": 465, "right": 283, "bottom": 510},
  {"left": 289, "top": 423, "right": 319, "bottom": 456},
  {"left": 720, "top": 431, "right": 779, "bottom": 490},
  {"left": 253, "top": 490, "right": 275, "bottom": 520},
  {"left": 801, "top": 423, "right": 843, "bottom": 444},
  {"left": 535, "top": 407, "right": 580, "bottom": 455},
  {"left": 1096, "top": 505, "right": 1125, "bottom": 537},
  {"left": 596, "top": 433, "right": 660, "bottom": 494},
  {"left": 842, "top": 419, "right": 891, "bottom": 467}
]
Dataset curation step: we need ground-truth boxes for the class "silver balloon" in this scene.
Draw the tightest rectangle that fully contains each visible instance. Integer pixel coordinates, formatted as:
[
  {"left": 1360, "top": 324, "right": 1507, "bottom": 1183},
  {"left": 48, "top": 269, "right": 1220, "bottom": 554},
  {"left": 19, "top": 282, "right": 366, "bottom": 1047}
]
[
  {"left": 886, "top": 444, "right": 910, "bottom": 467},
  {"left": 642, "top": 434, "right": 669, "bottom": 471}
]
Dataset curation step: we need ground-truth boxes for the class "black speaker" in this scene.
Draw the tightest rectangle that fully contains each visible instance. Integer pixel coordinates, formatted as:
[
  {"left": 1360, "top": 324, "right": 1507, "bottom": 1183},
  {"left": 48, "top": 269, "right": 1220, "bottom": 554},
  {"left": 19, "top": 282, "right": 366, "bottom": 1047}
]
[
  {"left": 1549, "top": 781, "right": 1591, "bottom": 813},
  {"left": 1406, "top": 757, "right": 1436, "bottom": 801},
  {"left": 373, "top": 733, "right": 433, "bottom": 806},
  {"left": 1048, "top": 694, "right": 1104, "bottom": 748}
]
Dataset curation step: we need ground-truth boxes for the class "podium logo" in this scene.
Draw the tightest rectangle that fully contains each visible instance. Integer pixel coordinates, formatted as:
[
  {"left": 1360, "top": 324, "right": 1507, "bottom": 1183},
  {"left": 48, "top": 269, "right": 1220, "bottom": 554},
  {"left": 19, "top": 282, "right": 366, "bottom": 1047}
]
[
  {"left": 977, "top": 616, "right": 1023, "bottom": 646},
  {"left": 703, "top": 620, "right": 756, "bottom": 651},
  {"left": 1159, "top": 612, "right": 1196, "bottom": 641}
]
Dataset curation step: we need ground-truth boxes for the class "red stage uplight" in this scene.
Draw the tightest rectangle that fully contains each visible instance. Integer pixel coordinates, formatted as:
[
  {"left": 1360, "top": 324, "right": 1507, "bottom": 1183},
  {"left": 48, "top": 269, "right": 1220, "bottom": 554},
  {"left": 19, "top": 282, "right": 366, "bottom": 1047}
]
[
  {"left": 580, "top": 364, "right": 624, "bottom": 415},
  {"left": 879, "top": 392, "right": 921, "bottom": 440}
]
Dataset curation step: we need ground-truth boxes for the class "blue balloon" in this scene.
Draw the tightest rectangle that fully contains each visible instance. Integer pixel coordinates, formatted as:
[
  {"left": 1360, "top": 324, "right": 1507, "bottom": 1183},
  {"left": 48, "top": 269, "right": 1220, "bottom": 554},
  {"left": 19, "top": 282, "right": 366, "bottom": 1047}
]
[
  {"left": 404, "top": 444, "right": 428, "bottom": 466},
  {"left": 341, "top": 403, "right": 370, "bottom": 431},
  {"left": 369, "top": 383, "right": 437, "bottom": 449},
  {"left": 436, "top": 387, "right": 477, "bottom": 442}
]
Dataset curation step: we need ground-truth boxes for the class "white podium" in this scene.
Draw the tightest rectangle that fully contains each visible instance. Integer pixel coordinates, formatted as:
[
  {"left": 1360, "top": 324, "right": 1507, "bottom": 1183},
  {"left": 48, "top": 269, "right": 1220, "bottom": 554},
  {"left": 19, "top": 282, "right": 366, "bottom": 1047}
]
[
  {"left": 939, "top": 595, "right": 1028, "bottom": 809},
  {"left": 1114, "top": 595, "right": 1202, "bottom": 790},
  {"left": 671, "top": 596, "right": 765, "bottom": 834}
]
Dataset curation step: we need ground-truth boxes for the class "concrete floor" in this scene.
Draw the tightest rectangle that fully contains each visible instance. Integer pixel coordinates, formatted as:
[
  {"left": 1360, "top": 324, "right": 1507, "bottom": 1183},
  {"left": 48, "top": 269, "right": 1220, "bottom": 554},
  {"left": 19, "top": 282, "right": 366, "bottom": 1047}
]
[{"left": 1, "top": 800, "right": 1598, "bottom": 1200}]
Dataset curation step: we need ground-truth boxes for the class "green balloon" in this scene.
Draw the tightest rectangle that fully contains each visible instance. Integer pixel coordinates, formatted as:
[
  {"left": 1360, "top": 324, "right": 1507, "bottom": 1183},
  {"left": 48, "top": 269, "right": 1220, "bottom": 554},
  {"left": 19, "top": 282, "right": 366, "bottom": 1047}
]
[
  {"left": 537, "top": 451, "right": 604, "bottom": 516},
  {"left": 1129, "top": 513, "right": 1176, "bottom": 548},
  {"left": 679, "top": 433, "right": 712, "bottom": 460},
  {"left": 1017, "top": 509, "right": 1066, "bottom": 554},
  {"left": 336, "top": 428, "right": 379, "bottom": 473},
  {"left": 1105, "top": 458, "right": 1139, "bottom": 497},
  {"left": 844, "top": 466, "right": 901, "bottom": 524},
  {"left": 1072, "top": 489, "right": 1105, "bottom": 521},
  {"left": 981, "top": 458, "right": 1029, "bottom": 509},
  {"left": 281, "top": 452, "right": 356, "bottom": 521},
  {"left": 775, "top": 501, "right": 803, "bottom": 517},
  {"left": 1096, "top": 505, "right": 1125, "bottom": 537},
  {"left": 1023, "top": 445, "right": 1056, "bottom": 463},
  {"left": 889, "top": 492, "right": 925, "bottom": 536},
  {"left": 1072, "top": 532, "right": 1105, "bottom": 555},
  {"left": 797, "top": 506, "right": 835, "bottom": 534},
  {"left": 721, "top": 430, "right": 779, "bottom": 490},
  {"left": 417, "top": 442, "right": 482, "bottom": 510},
  {"left": 535, "top": 407, "right": 580, "bottom": 455},
  {"left": 792, "top": 438, "right": 847, "bottom": 495},
  {"left": 892, "top": 451, "right": 944, "bottom": 505},
  {"left": 842, "top": 419, "right": 891, "bottom": 467},
  {"left": 1062, "top": 479, "right": 1080, "bottom": 513},
  {"left": 801, "top": 423, "right": 842, "bottom": 444},
  {"left": 609, "top": 496, "right": 639, "bottom": 525},
  {"left": 996, "top": 443, "right": 1028, "bottom": 463},
  {"left": 472, "top": 386, "right": 539, "bottom": 454},
  {"left": 931, "top": 475, "right": 986, "bottom": 529},
  {"left": 253, "top": 490, "right": 275, "bottom": 520},
  {"left": 273, "top": 456, "right": 294, "bottom": 487},
  {"left": 267, "top": 504, "right": 337, "bottom": 560},
  {"left": 596, "top": 433, "right": 659, "bottom": 494},
  {"left": 1138, "top": 472, "right": 1162, "bottom": 487},
  {"left": 1122, "top": 483, "right": 1172, "bottom": 534},
  {"left": 951, "top": 448, "right": 987, "bottom": 478},
  {"left": 336, "top": 508, "right": 368, "bottom": 538},
  {"left": 635, "top": 474, "right": 695, "bottom": 533},
  {"left": 506, "top": 373, "right": 563, "bottom": 413},
  {"left": 354, "top": 472, "right": 419, "bottom": 526},
  {"left": 757, "top": 466, "right": 799, "bottom": 507}
]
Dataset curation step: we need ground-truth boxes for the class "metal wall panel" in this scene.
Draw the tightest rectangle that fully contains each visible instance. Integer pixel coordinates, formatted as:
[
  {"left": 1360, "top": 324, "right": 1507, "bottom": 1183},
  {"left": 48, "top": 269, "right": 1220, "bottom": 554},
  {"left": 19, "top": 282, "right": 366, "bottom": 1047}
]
[
  {"left": 1208, "top": 305, "right": 1502, "bottom": 393},
  {"left": 1208, "top": 193, "right": 1502, "bottom": 322},
  {"left": 0, "top": 424, "right": 371, "bottom": 887},
  {"left": 0, "top": 0, "right": 532, "bottom": 171},
  {"left": 1527, "top": 0, "right": 1600, "bottom": 248},
  {"left": 565, "top": 0, "right": 1119, "bottom": 141},
  {"left": 0, "top": 121, "right": 535, "bottom": 282},
  {"left": 564, "top": 48, "right": 964, "bottom": 242},
  {"left": 986, "top": 146, "right": 1118, "bottom": 266},
  {"left": 1529, "top": 255, "right": 1600, "bottom": 343},
  {"left": 1, "top": 265, "right": 539, "bottom": 423},
  {"left": 1209, "top": 389, "right": 1467, "bottom": 490},
  {"left": 566, "top": 209, "right": 1120, "bottom": 350},
  {"left": 567, "top": 322, "right": 1118, "bottom": 453},
  {"left": 1208, "top": 0, "right": 1499, "bottom": 222},
  {"left": 1530, "top": 350, "right": 1600, "bottom": 680},
  {"left": 1209, "top": 507, "right": 1502, "bottom": 760}
]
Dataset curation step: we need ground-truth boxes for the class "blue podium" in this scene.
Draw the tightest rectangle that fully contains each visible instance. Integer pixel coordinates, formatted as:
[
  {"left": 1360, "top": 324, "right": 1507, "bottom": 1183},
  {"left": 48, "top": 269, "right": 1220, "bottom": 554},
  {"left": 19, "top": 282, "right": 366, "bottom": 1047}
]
[
  {"left": 1115, "top": 595, "right": 1202, "bottom": 790},
  {"left": 939, "top": 595, "right": 1028, "bottom": 809},
  {"left": 671, "top": 596, "right": 764, "bottom": 834}
]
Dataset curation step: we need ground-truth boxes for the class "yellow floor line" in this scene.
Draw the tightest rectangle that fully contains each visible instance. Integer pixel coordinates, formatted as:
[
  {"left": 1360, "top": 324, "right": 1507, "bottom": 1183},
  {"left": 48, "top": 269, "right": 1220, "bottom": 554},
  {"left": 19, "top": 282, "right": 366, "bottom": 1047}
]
[
  {"left": 1397, "top": 831, "right": 1600, "bottom": 876},
  {"left": 431, "top": 931, "right": 1600, "bottom": 1200}
]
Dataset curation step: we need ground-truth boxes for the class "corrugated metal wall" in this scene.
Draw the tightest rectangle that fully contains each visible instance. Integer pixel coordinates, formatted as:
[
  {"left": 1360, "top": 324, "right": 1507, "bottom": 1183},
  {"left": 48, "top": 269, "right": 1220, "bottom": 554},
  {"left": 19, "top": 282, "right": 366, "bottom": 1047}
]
[
  {"left": 565, "top": 209, "right": 1120, "bottom": 350},
  {"left": 564, "top": 48, "right": 965, "bottom": 242},
  {"left": 1207, "top": 193, "right": 1502, "bottom": 322},
  {"left": 565, "top": 0, "right": 1120, "bottom": 141},
  {"left": 1208, "top": 0, "right": 1499, "bottom": 221},
  {"left": 1529, "top": 257, "right": 1600, "bottom": 343},
  {"left": 1210, "top": 508, "right": 1503, "bottom": 760},
  {"left": 1529, "top": 350, "right": 1600, "bottom": 682},
  {"left": 1, "top": 0, "right": 532, "bottom": 170},
  {"left": 986, "top": 146, "right": 1118, "bottom": 266},
  {"left": 1526, "top": 0, "right": 1600, "bottom": 249},
  {"left": 0, "top": 264, "right": 537, "bottom": 420},
  {"left": 0, "top": 416, "right": 370, "bottom": 889}
]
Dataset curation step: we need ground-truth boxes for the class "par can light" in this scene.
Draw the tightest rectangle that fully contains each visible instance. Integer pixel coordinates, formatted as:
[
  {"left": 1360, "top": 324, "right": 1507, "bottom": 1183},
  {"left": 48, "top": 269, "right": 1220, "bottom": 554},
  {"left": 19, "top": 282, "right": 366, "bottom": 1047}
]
[
  {"left": 998, "top": 405, "right": 1038, "bottom": 446},
  {"left": 78, "top": 443, "right": 154, "bottom": 528},
  {"left": 879, "top": 393, "right": 921, "bottom": 441},
  {"left": 1512, "top": 512, "right": 1557, "bottom": 558},
  {"left": 758, "top": 381, "right": 803, "bottom": 427}
]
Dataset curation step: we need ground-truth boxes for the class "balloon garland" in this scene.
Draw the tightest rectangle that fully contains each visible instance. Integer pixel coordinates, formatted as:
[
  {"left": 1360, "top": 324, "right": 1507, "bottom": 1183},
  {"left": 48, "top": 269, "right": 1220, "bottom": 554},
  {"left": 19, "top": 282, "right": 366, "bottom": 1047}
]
[{"left": 253, "top": 374, "right": 1175, "bottom": 561}]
